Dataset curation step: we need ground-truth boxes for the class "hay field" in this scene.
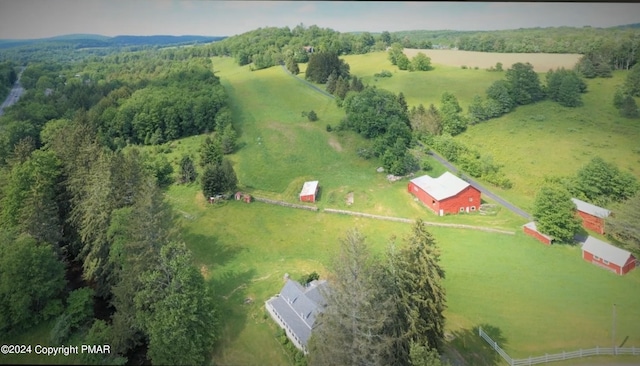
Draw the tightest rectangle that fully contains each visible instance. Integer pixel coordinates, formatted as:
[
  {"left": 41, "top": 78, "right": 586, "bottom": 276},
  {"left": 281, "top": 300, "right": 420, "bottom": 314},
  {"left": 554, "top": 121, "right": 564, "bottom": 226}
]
[{"left": 404, "top": 48, "right": 583, "bottom": 72}]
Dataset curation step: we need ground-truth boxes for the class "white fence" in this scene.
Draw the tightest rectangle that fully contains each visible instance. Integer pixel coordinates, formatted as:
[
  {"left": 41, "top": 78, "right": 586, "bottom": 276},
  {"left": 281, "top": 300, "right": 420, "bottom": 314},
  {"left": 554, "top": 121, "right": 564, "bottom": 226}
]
[{"left": 478, "top": 327, "right": 640, "bottom": 365}]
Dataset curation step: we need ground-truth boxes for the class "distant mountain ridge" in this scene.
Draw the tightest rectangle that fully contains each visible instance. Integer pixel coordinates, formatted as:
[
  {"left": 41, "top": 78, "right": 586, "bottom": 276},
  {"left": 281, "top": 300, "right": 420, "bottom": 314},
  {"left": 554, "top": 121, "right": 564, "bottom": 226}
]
[{"left": 0, "top": 34, "right": 226, "bottom": 49}]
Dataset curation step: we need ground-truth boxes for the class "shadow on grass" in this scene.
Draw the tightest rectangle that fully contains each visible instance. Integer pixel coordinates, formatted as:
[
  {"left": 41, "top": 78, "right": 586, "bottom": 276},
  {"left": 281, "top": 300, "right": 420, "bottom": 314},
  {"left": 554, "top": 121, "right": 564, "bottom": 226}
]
[
  {"left": 210, "top": 268, "right": 257, "bottom": 344},
  {"left": 444, "top": 324, "right": 508, "bottom": 366},
  {"left": 182, "top": 231, "right": 245, "bottom": 268}
]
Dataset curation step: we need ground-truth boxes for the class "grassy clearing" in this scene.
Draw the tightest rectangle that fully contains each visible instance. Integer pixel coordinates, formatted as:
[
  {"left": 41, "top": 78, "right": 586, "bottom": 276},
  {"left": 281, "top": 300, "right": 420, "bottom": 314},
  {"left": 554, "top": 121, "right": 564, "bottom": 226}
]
[
  {"left": 455, "top": 71, "right": 640, "bottom": 212},
  {"left": 167, "top": 182, "right": 640, "bottom": 365},
  {"left": 342, "top": 51, "right": 506, "bottom": 109},
  {"left": 172, "top": 57, "right": 640, "bottom": 366},
  {"left": 0, "top": 320, "right": 83, "bottom": 365}
]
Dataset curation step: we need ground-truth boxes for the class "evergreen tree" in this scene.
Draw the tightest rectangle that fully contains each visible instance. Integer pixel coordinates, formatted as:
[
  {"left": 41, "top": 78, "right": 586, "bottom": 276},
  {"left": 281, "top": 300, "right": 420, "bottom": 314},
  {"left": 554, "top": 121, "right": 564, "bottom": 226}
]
[
  {"left": 199, "top": 136, "right": 223, "bottom": 167},
  {"left": 393, "top": 219, "right": 446, "bottom": 351},
  {"left": 325, "top": 72, "right": 338, "bottom": 94},
  {"left": 309, "top": 229, "right": 397, "bottom": 366},
  {"left": 179, "top": 155, "right": 197, "bottom": 184},
  {"left": 619, "top": 94, "right": 639, "bottom": 118},
  {"left": 624, "top": 63, "right": 640, "bottom": 97},
  {"left": 220, "top": 124, "right": 237, "bottom": 154},
  {"left": 201, "top": 159, "right": 238, "bottom": 198}
]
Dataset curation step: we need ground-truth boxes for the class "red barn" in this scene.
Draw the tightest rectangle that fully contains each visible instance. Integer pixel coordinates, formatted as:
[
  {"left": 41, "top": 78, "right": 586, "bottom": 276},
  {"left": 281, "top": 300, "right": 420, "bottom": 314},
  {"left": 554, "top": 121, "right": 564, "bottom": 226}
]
[
  {"left": 408, "top": 172, "right": 481, "bottom": 216},
  {"left": 571, "top": 198, "right": 611, "bottom": 235},
  {"left": 581, "top": 236, "right": 636, "bottom": 275},
  {"left": 299, "top": 181, "right": 319, "bottom": 203},
  {"left": 523, "top": 222, "right": 554, "bottom": 245}
]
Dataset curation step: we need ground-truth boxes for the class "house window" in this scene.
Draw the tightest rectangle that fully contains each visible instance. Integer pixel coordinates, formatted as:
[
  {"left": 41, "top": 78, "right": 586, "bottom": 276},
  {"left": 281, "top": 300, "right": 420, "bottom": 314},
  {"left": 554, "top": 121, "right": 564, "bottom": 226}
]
[
  {"left": 432, "top": 199, "right": 436, "bottom": 205},
  {"left": 603, "top": 259, "right": 609, "bottom": 265},
  {"left": 594, "top": 255, "right": 600, "bottom": 261},
  {"left": 470, "top": 206, "right": 476, "bottom": 211},
  {"left": 459, "top": 207, "right": 465, "bottom": 212}
]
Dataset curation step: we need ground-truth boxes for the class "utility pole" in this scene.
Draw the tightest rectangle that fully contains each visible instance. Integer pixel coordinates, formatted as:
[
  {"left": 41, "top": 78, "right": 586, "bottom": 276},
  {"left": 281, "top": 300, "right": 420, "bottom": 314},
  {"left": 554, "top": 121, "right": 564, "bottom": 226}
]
[{"left": 612, "top": 303, "right": 617, "bottom": 355}]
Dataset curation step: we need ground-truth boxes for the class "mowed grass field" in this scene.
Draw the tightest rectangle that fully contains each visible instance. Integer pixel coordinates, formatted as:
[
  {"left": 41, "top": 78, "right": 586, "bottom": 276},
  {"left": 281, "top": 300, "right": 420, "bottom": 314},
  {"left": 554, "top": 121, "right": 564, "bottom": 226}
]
[
  {"left": 157, "top": 56, "right": 640, "bottom": 365},
  {"left": 167, "top": 184, "right": 640, "bottom": 365}
]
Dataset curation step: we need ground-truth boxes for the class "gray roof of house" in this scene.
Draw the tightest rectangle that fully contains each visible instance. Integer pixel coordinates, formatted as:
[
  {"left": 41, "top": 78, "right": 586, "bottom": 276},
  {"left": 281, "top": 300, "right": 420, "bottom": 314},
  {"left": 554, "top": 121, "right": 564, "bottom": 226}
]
[
  {"left": 571, "top": 198, "right": 611, "bottom": 218},
  {"left": 300, "top": 181, "right": 319, "bottom": 197},
  {"left": 410, "top": 172, "right": 471, "bottom": 201},
  {"left": 581, "top": 236, "right": 634, "bottom": 267},
  {"left": 523, "top": 221, "right": 554, "bottom": 241},
  {"left": 266, "top": 279, "right": 328, "bottom": 347}
]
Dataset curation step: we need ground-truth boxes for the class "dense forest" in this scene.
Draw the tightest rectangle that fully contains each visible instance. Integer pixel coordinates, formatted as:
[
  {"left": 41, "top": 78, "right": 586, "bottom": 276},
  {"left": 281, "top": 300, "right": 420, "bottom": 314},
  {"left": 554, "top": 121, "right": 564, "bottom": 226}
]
[{"left": 0, "top": 48, "right": 233, "bottom": 365}]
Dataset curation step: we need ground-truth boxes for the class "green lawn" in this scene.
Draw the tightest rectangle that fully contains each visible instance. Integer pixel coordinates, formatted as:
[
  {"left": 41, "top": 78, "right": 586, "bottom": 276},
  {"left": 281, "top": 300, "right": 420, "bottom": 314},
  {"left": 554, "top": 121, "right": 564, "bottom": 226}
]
[
  {"left": 165, "top": 57, "right": 640, "bottom": 365},
  {"left": 166, "top": 182, "right": 640, "bottom": 365}
]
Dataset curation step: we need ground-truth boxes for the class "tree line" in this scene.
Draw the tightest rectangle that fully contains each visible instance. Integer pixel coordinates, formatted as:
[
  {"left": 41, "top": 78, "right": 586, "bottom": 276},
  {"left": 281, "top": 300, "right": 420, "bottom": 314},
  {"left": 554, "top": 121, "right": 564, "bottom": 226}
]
[
  {"left": 0, "top": 52, "right": 235, "bottom": 164},
  {"left": 0, "top": 49, "right": 235, "bottom": 364}
]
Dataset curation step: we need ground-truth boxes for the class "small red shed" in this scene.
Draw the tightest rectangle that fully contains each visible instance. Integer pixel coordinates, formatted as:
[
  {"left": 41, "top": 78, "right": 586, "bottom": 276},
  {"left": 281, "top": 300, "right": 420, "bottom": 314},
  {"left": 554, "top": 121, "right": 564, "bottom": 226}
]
[
  {"left": 581, "top": 236, "right": 636, "bottom": 275},
  {"left": 523, "top": 222, "right": 554, "bottom": 245},
  {"left": 408, "top": 172, "right": 481, "bottom": 216},
  {"left": 571, "top": 198, "right": 611, "bottom": 235},
  {"left": 299, "top": 181, "right": 319, "bottom": 203}
]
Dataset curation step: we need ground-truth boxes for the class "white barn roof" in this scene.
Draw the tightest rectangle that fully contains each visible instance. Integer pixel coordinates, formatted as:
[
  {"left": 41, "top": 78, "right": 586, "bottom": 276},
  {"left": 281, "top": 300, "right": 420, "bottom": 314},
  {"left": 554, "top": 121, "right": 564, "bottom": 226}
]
[
  {"left": 410, "top": 172, "right": 471, "bottom": 201},
  {"left": 582, "top": 236, "right": 633, "bottom": 267},
  {"left": 299, "top": 181, "right": 319, "bottom": 197},
  {"left": 571, "top": 198, "right": 611, "bottom": 218},
  {"left": 523, "top": 221, "right": 554, "bottom": 241}
]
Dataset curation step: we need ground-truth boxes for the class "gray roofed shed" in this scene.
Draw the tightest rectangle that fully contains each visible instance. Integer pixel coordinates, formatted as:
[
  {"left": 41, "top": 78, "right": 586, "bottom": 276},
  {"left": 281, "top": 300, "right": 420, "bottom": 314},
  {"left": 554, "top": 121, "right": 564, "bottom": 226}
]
[
  {"left": 581, "top": 236, "right": 633, "bottom": 267},
  {"left": 571, "top": 198, "right": 611, "bottom": 218}
]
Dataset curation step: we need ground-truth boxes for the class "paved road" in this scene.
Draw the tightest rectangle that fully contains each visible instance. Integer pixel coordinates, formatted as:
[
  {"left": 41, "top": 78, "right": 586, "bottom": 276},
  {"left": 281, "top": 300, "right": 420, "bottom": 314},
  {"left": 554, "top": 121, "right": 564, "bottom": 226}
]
[
  {"left": 0, "top": 66, "right": 26, "bottom": 116},
  {"left": 423, "top": 144, "right": 533, "bottom": 220},
  {"left": 279, "top": 64, "right": 533, "bottom": 221}
]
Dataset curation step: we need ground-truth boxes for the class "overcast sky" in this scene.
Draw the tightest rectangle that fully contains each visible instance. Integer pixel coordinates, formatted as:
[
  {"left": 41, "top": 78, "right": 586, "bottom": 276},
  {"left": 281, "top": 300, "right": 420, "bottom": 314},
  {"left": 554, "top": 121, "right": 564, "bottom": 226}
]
[{"left": 1, "top": 1, "right": 639, "bottom": 40}]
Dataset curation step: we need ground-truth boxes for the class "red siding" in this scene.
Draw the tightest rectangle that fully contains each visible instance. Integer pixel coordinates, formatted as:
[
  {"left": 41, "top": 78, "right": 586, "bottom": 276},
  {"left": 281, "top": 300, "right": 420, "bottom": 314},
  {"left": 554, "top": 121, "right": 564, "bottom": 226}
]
[
  {"left": 523, "top": 226, "right": 552, "bottom": 245},
  {"left": 581, "top": 250, "right": 637, "bottom": 275},
  {"left": 300, "top": 194, "right": 315, "bottom": 203},
  {"left": 576, "top": 210, "right": 606, "bottom": 234},
  {"left": 408, "top": 182, "right": 480, "bottom": 215}
]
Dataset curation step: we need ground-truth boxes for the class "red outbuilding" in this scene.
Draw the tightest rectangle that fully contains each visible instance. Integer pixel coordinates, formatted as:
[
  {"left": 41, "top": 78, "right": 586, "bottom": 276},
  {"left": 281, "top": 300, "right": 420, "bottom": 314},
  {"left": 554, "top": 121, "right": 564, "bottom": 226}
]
[
  {"left": 581, "top": 236, "right": 636, "bottom": 275},
  {"left": 523, "top": 222, "right": 554, "bottom": 245},
  {"left": 299, "top": 181, "right": 319, "bottom": 203},
  {"left": 571, "top": 198, "right": 611, "bottom": 235},
  {"left": 408, "top": 172, "right": 481, "bottom": 216}
]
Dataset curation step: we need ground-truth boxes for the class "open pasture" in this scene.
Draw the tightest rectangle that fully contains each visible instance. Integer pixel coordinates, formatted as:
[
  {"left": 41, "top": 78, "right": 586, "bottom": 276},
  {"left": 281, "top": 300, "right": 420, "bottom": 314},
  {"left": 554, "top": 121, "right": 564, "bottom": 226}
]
[
  {"left": 167, "top": 183, "right": 640, "bottom": 365},
  {"left": 183, "top": 57, "right": 640, "bottom": 365},
  {"left": 456, "top": 72, "right": 640, "bottom": 212},
  {"left": 404, "top": 48, "right": 583, "bottom": 72}
]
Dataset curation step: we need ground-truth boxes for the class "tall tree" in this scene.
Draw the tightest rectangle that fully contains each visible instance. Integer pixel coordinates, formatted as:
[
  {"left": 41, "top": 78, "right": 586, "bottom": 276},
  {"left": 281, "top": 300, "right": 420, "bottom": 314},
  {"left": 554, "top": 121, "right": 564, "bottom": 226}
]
[
  {"left": 199, "top": 135, "right": 223, "bottom": 167},
  {"left": 505, "top": 62, "right": 544, "bottom": 105},
  {"left": 607, "top": 193, "right": 640, "bottom": 253},
  {"left": 134, "top": 241, "right": 219, "bottom": 366},
  {"left": 305, "top": 51, "right": 350, "bottom": 83},
  {"left": 624, "top": 63, "right": 640, "bottom": 97},
  {"left": 440, "top": 92, "right": 467, "bottom": 136},
  {"left": 573, "top": 157, "right": 639, "bottom": 206},
  {"left": 179, "top": 154, "right": 197, "bottom": 184},
  {"left": 201, "top": 159, "right": 238, "bottom": 198},
  {"left": 309, "top": 229, "right": 397, "bottom": 366},
  {"left": 411, "top": 52, "right": 432, "bottom": 71},
  {"left": 0, "top": 233, "right": 65, "bottom": 335},
  {"left": 533, "top": 184, "right": 582, "bottom": 243},
  {"left": 393, "top": 219, "right": 447, "bottom": 352}
]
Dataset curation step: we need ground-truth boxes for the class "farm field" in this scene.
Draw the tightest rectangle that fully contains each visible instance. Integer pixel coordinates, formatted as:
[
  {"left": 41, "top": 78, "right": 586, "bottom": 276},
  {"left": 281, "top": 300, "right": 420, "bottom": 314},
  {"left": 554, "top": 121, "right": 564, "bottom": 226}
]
[
  {"left": 161, "top": 56, "right": 640, "bottom": 365},
  {"left": 343, "top": 51, "right": 640, "bottom": 213},
  {"left": 167, "top": 185, "right": 640, "bottom": 365},
  {"left": 403, "top": 48, "right": 583, "bottom": 72}
]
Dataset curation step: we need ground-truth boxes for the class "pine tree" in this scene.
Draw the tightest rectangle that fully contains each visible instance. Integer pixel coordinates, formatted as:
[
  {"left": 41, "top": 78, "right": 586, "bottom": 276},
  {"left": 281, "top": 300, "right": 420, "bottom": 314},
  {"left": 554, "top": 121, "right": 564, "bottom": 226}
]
[
  {"left": 325, "top": 72, "right": 338, "bottom": 94},
  {"left": 199, "top": 136, "right": 222, "bottom": 167},
  {"left": 179, "top": 155, "right": 197, "bottom": 184},
  {"left": 309, "top": 229, "right": 397, "bottom": 366}
]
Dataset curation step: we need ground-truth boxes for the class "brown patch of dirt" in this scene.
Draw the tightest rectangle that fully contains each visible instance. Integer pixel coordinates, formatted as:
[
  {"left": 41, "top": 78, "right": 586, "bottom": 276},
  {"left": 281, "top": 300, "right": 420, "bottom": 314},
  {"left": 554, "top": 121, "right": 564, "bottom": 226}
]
[
  {"left": 328, "top": 136, "right": 343, "bottom": 151},
  {"left": 404, "top": 48, "right": 582, "bottom": 72}
]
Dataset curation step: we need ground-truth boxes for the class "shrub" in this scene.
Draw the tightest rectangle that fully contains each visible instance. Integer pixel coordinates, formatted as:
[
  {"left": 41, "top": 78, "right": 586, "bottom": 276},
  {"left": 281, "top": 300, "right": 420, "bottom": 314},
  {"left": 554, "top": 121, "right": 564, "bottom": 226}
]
[
  {"left": 326, "top": 124, "right": 332, "bottom": 132},
  {"left": 461, "top": 65, "right": 468, "bottom": 69},
  {"left": 307, "top": 110, "right": 318, "bottom": 122},
  {"left": 421, "top": 159, "right": 432, "bottom": 171},
  {"left": 374, "top": 70, "right": 393, "bottom": 78}
]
